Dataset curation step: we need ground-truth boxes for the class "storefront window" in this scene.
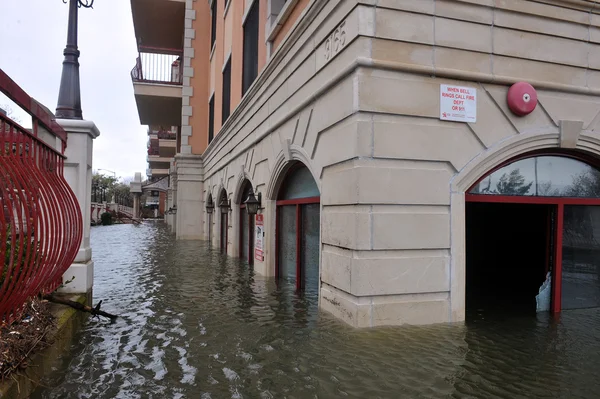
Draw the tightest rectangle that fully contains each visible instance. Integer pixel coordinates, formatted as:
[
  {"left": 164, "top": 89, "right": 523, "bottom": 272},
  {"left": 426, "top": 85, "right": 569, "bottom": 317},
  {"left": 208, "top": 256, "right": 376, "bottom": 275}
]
[
  {"left": 562, "top": 205, "right": 600, "bottom": 309},
  {"left": 276, "top": 163, "right": 320, "bottom": 292},
  {"left": 239, "top": 181, "right": 254, "bottom": 265},
  {"left": 470, "top": 156, "right": 600, "bottom": 197}
]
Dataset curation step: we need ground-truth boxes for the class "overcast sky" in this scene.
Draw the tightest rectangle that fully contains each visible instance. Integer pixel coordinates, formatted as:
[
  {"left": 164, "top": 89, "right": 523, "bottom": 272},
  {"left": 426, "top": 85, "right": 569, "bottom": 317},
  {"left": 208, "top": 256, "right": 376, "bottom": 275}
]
[{"left": 0, "top": 0, "right": 147, "bottom": 181}]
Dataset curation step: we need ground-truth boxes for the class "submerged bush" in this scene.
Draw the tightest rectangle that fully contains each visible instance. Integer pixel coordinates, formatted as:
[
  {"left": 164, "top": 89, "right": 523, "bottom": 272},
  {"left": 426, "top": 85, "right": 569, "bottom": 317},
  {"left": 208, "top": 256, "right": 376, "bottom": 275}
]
[{"left": 100, "top": 212, "right": 113, "bottom": 226}]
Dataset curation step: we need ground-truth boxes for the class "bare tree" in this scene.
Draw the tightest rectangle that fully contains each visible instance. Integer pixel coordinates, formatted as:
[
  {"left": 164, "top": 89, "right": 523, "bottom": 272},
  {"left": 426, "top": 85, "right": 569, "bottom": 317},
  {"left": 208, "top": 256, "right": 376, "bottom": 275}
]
[{"left": 0, "top": 104, "right": 22, "bottom": 124}]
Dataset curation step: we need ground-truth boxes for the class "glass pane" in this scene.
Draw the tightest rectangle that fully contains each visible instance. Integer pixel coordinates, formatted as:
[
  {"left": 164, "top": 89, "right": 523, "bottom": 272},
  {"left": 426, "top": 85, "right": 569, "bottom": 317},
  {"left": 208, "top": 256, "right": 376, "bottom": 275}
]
[
  {"left": 279, "top": 165, "right": 320, "bottom": 200},
  {"left": 220, "top": 213, "right": 227, "bottom": 254},
  {"left": 241, "top": 207, "right": 249, "bottom": 261},
  {"left": 562, "top": 205, "right": 600, "bottom": 309},
  {"left": 301, "top": 203, "right": 320, "bottom": 296},
  {"left": 278, "top": 205, "right": 297, "bottom": 283},
  {"left": 470, "top": 156, "right": 600, "bottom": 197}
]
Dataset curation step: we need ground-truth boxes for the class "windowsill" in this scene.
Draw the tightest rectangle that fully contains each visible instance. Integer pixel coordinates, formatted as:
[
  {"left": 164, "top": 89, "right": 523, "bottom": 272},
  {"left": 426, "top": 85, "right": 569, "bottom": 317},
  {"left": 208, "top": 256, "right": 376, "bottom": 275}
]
[
  {"left": 209, "top": 42, "right": 216, "bottom": 61},
  {"left": 223, "top": 0, "right": 232, "bottom": 18},
  {"left": 266, "top": 0, "right": 299, "bottom": 43}
]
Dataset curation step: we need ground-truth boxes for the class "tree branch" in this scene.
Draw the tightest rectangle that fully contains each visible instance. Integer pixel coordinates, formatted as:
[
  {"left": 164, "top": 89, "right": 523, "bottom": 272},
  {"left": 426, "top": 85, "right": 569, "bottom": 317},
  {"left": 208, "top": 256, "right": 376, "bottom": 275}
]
[{"left": 42, "top": 294, "right": 118, "bottom": 320}]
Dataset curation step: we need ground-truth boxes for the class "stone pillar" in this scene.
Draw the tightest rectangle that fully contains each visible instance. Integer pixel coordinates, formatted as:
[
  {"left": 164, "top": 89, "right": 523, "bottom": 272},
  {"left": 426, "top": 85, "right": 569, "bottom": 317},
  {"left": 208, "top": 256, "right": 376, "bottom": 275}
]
[
  {"left": 175, "top": 154, "right": 204, "bottom": 239},
  {"left": 130, "top": 172, "right": 143, "bottom": 219},
  {"left": 170, "top": 162, "right": 178, "bottom": 233},
  {"left": 57, "top": 119, "right": 99, "bottom": 296}
]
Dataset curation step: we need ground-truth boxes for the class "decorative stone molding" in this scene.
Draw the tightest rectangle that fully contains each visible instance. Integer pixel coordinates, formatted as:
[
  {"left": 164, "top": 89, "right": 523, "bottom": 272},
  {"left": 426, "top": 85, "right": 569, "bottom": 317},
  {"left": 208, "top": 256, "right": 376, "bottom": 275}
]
[
  {"left": 559, "top": 120, "right": 584, "bottom": 148},
  {"left": 181, "top": 0, "right": 197, "bottom": 155}
]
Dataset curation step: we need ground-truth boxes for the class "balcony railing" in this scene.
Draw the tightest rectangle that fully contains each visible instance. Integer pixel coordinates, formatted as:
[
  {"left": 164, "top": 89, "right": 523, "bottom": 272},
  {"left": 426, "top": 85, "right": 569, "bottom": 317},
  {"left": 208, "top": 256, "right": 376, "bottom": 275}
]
[
  {"left": 131, "top": 46, "right": 183, "bottom": 85},
  {"left": 157, "top": 131, "right": 176, "bottom": 140},
  {"left": 148, "top": 148, "right": 160, "bottom": 156}
]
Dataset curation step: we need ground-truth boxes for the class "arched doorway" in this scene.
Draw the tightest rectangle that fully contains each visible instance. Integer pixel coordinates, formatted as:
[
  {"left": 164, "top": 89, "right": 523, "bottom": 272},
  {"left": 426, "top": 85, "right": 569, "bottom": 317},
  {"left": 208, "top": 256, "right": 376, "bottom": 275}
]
[
  {"left": 276, "top": 162, "right": 320, "bottom": 293},
  {"left": 238, "top": 180, "right": 254, "bottom": 266},
  {"left": 466, "top": 150, "right": 600, "bottom": 315},
  {"left": 218, "top": 189, "right": 229, "bottom": 255}
]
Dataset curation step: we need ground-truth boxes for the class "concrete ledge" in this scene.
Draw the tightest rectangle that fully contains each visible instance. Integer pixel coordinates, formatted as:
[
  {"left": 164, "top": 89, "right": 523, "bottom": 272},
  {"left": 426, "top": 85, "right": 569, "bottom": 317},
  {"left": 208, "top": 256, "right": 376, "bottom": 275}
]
[
  {"left": 0, "top": 294, "right": 88, "bottom": 398},
  {"left": 320, "top": 283, "right": 451, "bottom": 328},
  {"left": 59, "top": 261, "right": 94, "bottom": 294}
]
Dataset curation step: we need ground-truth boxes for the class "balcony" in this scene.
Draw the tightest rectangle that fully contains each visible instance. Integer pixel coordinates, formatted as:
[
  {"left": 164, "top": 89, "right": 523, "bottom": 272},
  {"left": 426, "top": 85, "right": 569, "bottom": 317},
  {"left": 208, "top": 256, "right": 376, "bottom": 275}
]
[
  {"left": 148, "top": 130, "right": 177, "bottom": 157},
  {"left": 131, "top": 47, "right": 183, "bottom": 126},
  {"left": 147, "top": 147, "right": 172, "bottom": 167},
  {"left": 148, "top": 168, "right": 169, "bottom": 178},
  {"left": 130, "top": 0, "right": 185, "bottom": 50}
]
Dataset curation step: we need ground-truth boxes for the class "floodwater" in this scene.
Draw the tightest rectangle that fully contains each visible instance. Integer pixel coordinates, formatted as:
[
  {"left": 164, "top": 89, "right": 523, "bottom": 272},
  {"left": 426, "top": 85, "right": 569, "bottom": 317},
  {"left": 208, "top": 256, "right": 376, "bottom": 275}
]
[{"left": 33, "top": 222, "right": 600, "bottom": 398}]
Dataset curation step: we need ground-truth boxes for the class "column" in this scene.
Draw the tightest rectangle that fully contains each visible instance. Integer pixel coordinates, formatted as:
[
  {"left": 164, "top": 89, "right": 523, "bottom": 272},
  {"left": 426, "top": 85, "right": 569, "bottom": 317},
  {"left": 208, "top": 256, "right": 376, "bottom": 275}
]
[
  {"left": 130, "top": 172, "right": 143, "bottom": 219},
  {"left": 57, "top": 119, "right": 99, "bottom": 296},
  {"left": 175, "top": 154, "right": 204, "bottom": 239}
]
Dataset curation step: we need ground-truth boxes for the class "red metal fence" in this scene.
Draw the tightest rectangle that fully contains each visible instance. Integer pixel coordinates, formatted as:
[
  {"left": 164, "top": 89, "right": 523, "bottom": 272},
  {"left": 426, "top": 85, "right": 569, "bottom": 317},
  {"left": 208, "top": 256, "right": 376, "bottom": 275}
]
[{"left": 0, "top": 69, "right": 82, "bottom": 326}]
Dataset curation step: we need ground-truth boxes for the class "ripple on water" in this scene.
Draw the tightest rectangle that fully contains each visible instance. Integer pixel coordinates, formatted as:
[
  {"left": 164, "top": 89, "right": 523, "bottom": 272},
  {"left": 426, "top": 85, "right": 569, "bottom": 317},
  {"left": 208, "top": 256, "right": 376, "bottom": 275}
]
[{"left": 30, "top": 223, "right": 600, "bottom": 398}]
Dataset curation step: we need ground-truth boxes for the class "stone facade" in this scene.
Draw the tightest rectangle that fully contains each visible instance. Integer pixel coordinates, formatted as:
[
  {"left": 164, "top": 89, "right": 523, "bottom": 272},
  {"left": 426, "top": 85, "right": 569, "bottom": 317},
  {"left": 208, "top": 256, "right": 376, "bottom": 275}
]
[{"left": 172, "top": 0, "right": 600, "bottom": 327}]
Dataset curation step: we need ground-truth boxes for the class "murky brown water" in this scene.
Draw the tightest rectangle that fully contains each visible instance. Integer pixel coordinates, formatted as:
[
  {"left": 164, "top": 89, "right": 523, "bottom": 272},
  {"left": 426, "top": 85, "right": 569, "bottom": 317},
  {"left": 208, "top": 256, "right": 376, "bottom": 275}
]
[{"left": 32, "top": 222, "right": 600, "bottom": 398}]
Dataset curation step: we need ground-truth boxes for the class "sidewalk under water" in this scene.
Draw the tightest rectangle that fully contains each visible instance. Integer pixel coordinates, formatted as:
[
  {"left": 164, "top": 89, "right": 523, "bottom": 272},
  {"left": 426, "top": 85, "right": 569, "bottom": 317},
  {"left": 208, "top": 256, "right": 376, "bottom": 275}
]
[{"left": 32, "top": 222, "right": 600, "bottom": 398}]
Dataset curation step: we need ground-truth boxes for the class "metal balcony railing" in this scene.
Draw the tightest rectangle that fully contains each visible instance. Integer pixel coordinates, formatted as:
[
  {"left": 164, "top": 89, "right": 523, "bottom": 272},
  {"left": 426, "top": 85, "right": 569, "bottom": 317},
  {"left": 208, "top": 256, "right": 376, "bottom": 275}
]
[
  {"left": 148, "top": 148, "right": 160, "bottom": 156},
  {"left": 131, "top": 46, "right": 183, "bottom": 85}
]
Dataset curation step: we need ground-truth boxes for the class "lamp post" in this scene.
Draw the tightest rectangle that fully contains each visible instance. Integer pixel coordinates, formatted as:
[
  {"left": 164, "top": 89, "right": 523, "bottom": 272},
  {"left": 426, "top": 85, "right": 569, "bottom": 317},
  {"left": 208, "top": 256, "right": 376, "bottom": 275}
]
[
  {"left": 219, "top": 197, "right": 231, "bottom": 214},
  {"left": 244, "top": 188, "right": 262, "bottom": 216},
  {"left": 206, "top": 196, "right": 214, "bottom": 214},
  {"left": 56, "top": 0, "right": 95, "bottom": 119}
]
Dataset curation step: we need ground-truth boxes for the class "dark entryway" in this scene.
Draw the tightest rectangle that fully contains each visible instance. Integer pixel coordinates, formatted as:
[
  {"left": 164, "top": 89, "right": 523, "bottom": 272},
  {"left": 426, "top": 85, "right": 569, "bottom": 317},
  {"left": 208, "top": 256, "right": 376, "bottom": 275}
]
[{"left": 466, "top": 202, "right": 551, "bottom": 315}]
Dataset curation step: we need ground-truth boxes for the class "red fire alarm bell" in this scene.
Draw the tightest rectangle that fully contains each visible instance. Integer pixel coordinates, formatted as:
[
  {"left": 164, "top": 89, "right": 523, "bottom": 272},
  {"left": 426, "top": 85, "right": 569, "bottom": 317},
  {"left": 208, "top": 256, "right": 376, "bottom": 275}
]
[{"left": 507, "top": 82, "right": 537, "bottom": 116}]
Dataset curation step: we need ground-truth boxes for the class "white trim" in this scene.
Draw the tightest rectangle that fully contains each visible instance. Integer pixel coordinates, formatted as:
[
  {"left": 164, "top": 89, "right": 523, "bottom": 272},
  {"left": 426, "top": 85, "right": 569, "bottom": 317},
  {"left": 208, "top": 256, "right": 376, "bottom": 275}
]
[
  {"left": 223, "top": 0, "right": 232, "bottom": 18},
  {"left": 222, "top": 52, "right": 232, "bottom": 72},
  {"left": 210, "top": 42, "right": 216, "bottom": 61},
  {"left": 209, "top": 90, "right": 215, "bottom": 101},
  {"left": 266, "top": 0, "right": 299, "bottom": 42},
  {"left": 242, "top": 0, "right": 258, "bottom": 26}
]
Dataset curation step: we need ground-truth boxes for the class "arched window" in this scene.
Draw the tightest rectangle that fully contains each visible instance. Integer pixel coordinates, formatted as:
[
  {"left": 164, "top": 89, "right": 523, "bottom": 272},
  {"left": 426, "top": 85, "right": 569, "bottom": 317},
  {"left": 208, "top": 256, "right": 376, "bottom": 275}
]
[
  {"left": 466, "top": 152, "right": 600, "bottom": 315},
  {"left": 239, "top": 180, "right": 254, "bottom": 265},
  {"left": 470, "top": 155, "right": 600, "bottom": 198},
  {"left": 276, "top": 163, "right": 320, "bottom": 294}
]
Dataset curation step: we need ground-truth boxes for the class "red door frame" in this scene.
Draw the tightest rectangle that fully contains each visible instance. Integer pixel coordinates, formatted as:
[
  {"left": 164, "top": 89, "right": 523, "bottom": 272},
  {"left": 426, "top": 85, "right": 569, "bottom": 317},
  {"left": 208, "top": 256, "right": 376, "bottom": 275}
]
[
  {"left": 467, "top": 186, "right": 600, "bottom": 313},
  {"left": 465, "top": 148, "right": 600, "bottom": 313},
  {"left": 275, "top": 196, "right": 320, "bottom": 291},
  {"left": 220, "top": 211, "right": 228, "bottom": 255}
]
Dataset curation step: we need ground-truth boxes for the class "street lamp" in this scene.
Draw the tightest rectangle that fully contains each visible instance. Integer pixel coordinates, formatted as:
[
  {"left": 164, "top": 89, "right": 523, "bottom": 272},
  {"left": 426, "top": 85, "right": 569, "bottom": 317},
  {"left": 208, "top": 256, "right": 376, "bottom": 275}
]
[
  {"left": 244, "top": 188, "right": 262, "bottom": 216},
  {"left": 92, "top": 181, "right": 98, "bottom": 202},
  {"left": 219, "top": 196, "right": 231, "bottom": 214},
  {"left": 206, "top": 196, "right": 214, "bottom": 214},
  {"left": 56, "top": 0, "right": 95, "bottom": 119}
]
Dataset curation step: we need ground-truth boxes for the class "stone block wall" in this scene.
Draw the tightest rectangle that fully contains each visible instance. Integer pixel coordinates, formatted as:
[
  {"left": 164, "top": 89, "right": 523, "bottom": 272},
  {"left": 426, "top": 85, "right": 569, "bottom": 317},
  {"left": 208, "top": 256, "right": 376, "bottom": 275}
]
[{"left": 177, "top": 0, "right": 600, "bottom": 326}]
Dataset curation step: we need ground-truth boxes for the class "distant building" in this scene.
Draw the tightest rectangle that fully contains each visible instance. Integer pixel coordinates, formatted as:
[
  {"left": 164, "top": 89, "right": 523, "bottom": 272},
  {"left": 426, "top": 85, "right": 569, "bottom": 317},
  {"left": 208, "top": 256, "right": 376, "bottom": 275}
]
[{"left": 129, "top": 0, "right": 600, "bottom": 327}]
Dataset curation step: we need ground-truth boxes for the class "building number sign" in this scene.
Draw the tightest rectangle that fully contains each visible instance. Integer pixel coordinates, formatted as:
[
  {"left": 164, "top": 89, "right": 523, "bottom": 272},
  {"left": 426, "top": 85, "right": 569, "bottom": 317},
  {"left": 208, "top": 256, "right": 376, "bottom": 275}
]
[{"left": 324, "top": 21, "right": 347, "bottom": 61}]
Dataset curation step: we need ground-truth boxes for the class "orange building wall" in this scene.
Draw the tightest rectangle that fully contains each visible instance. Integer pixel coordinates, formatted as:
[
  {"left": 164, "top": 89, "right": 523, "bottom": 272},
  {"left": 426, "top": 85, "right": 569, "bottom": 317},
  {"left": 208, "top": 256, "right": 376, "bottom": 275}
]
[
  {"left": 272, "top": 0, "right": 310, "bottom": 52},
  {"left": 191, "top": 0, "right": 298, "bottom": 153},
  {"left": 189, "top": 0, "right": 211, "bottom": 155},
  {"left": 258, "top": 0, "right": 268, "bottom": 71},
  {"left": 230, "top": 0, "right": 244, "bottom": 111}
]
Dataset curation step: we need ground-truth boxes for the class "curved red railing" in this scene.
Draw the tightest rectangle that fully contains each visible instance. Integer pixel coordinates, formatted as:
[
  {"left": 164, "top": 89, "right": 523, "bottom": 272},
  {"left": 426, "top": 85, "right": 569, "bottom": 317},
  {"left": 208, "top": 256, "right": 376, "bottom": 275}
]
[{"left": 0, "top": 70, "right": 82, "bottom": 326}]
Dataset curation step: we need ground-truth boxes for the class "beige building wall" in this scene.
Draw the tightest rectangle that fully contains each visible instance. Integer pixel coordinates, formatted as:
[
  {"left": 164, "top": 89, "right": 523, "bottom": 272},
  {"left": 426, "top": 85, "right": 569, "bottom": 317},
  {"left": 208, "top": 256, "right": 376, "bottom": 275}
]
[{"left": 186, "top": 0, "right": 600, "bottom": 326}]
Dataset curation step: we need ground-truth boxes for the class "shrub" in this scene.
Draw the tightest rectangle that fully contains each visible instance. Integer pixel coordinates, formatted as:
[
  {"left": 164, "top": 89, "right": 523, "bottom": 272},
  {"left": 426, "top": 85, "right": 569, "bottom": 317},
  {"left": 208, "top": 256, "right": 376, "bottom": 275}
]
[{"left": 100, "top": 212, "right": 113, "bottom": 226}]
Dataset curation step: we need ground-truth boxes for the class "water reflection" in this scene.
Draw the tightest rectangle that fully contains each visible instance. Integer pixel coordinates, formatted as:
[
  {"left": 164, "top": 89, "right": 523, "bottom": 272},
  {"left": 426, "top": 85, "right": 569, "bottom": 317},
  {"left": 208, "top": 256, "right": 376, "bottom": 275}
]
[{"left": 32, "top": 223, "right": 600, "bottom": 398}]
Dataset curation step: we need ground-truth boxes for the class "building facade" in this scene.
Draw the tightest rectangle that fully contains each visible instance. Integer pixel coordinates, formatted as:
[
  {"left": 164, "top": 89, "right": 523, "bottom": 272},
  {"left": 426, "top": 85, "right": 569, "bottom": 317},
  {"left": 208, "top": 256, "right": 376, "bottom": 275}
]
[{"left": 130, "top": 0, "right": 600, "bottom": 327}]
